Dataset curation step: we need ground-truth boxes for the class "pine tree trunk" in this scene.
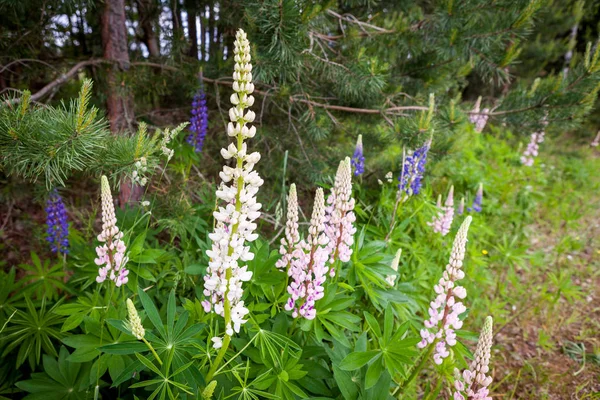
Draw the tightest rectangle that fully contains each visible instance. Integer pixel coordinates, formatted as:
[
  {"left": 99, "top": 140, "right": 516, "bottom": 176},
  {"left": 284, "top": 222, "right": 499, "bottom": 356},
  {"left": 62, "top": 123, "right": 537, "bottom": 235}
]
[
  {"left": 136, "top": 0, "right": 160, "bottom": 58},
  {"left": 171, "top": 0, "right": 184, "bottom": 42},
  {"left": 186, "top": 0, "right": 198, "bottom": 59},
  {"left": 101, "top": 0, "right": 141, "bottom": 205},
  {"left": 208, "top": 1, "right": 215, "bottom": 60},
  {"left": 200, "top": 4, "right": 207, "bottom": 60}
]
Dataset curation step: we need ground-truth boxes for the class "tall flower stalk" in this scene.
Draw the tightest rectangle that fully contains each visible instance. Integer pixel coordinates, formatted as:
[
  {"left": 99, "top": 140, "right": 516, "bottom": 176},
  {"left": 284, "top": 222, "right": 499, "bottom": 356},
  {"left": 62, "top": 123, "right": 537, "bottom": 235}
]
[
  {"left": 45, "top": 189, "right": 69, "bottom": 255},
  {"left": 430, "top": 186, "right": 455, "bottom": 236},
  {"left": 126, "top": 298, "right": 162, "bottom": 365},
  {"left": 95, "top": 176, "right": 129, "bottom": 287},
  {"left": 324, "top": 157, "right": 356, "bottom": 277},
  {"left": 203, "top": 29, "right": 262, "bottom": 383},
  {"left": 285, "top": 188, "right": 329, "bottom": 319},
  {"left": 418, "top": 216, "right": 472, "bottom": 365},
  {"left": 469, "top": 97, "right": 490, "bottom": 133},
  {"left": 187, "top": 88, "right": 209, "bottom": 153},
  {"left": 386, "top": 248, "right": 402, "bottom": 286},
  {"left": 468, "top": 183, "right": 483, "bottom": 213},
  {"left": 454, "top": 316, "right": 494, "bottom": 400},
  {"left": 276, "top": 183, "right": 299, "bottom": 271},
  {"left": 351, "top": 134, "right": 365, "bottom": 176}
]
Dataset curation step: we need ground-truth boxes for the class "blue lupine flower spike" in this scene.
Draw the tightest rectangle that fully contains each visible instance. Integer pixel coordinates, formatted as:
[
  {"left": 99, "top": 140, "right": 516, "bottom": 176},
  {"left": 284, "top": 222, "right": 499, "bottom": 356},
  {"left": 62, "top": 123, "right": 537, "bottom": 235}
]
[{"left": 45, "top": 189, "right": 69, "bottom": 254}]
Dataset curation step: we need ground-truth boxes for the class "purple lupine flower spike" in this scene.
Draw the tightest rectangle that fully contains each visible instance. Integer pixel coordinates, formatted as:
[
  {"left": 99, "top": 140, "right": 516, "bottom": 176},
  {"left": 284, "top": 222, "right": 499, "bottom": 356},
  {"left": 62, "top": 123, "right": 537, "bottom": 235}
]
[
  {"left": 45, "top": 189, "right": 69, "bottom": 254},
  {"left": 398, "top": 140, "right": 431, "bottom": 197},
  {"left": 187, "top": 89, "right": 209, "bottom": 153},
  {"left": 351, "top": 135, "right": 365, "bottom": 176},
  {"left": 457, "top": 197, "right": 465, "bottom": 216},
  {"left": 469, "top": 183, "right": 483, "bottom": 213}
]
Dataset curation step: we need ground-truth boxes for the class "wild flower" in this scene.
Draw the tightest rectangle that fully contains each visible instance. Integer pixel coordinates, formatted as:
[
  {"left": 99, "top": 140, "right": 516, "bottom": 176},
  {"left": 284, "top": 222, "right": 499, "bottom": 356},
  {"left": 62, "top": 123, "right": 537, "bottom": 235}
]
[
  {"left": 454, "top": 316, "right": 494, "bottom": 400},
  {"left": 385, "top": 171, "right": 393, "bottom": 183},
  {"left": 132, "top": 156, "right": 148, "bottom": 186},
  {"left": 351, "top": 134, "right": 365, "bottom": 176},
  {"left": 398, "top": 141, "right": 431, "bottom": 197},
  {"left": 457, "top": 197, "right": 465, "bottom": 216},
  {"left": 126, "top": 299, "right": 145, "bottom": 340},
  {"left": 160, "top": 124, "right": 188, "bottom": 161},
  {"left": 95, "top": 176, "right": 129, "bottom": 287},
  {"left": 469, "top": 183, "right": 483, "bottom": 213},
  {"left": 418, "top": 216, "right": 472, "bottom": 365},
  {"left": 591, "top": 131, "right": 600, "bottom": 147},
  {"left": 45, "top": 189, "right": 69, "bottom": 255},
  {"left": 202, "top": 29, "right": 262, "bottom": 342},
  {"left": 469, "top": 97, "right": 489, "bottom": 133},
  {"left": 276, "top": 183, "right": 299, "bottom": 271},
  {"left": 187, "top": 89, "right": 209, "bottom": 153},
  {"left": 324, "top": 157, "right": 357, "bottom": 276},
  {"left": 386, "top": 248, "right": 402, "bottom": 286},
  {"left": 430, "top": 186, "right": 455, "bottom": 236},
  {"left": 521, "top": 120, "right": 547, "bottom": 166},
  {"left": 285, "top": 188, "right": 330, "bottom": 320}
]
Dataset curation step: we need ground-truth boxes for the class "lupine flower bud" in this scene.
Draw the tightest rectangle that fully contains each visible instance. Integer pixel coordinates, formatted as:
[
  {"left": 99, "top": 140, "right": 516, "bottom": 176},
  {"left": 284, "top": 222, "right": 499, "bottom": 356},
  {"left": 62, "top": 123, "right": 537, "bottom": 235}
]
[
  {"left": 351, "top": 135, "right": 365, "bottom": 176},
  {"left": 203, "top": 29, "right": 261, "bottom": 341},
  {"left": 418, "top": 216, "right": 472, "bottom": 365},
  {"left": 398, "top": 141, "right": 431, "bottom": 197},
  {"left": 187, "top": 89, "right": 209, "bottom": 153},
  {"left": 285, "top": 188, "right": 330, "bottom": 320},
  {"left": 454, "top": 316, "right": 494, "bottom": 400},
  {"left": 386, "top": 248, "right": 402, "bottom": 286},
  {"left": 95, "top": 176, "right": 129, "bottom": 287},
  {"left": 202, "top": 380, "right": 218, "bottom": 400},
  {"left": 468, "top": 183, "right": 483, "bottom": 213},
  {"left": 126, "top": 299, "right": 145, "bottom": 340},
  {"left": 325, "top": 157, "right": 357, "bottom": 276},
  {"left": 469, "top": 97, "right": 489, "bottom": 133},
  {"left": 521, "top": 118, "right": 548, "bottom": 166},
  {"left": 430, "top": 186, "right": 455, "bottom": 236},
  {"left": 276, "top": 184, "right": 300, "bottom": 270},
  {"left": 457, "top": 197, "right": 465, "bottom": 216},
  {"left": 45, "top": 189, "right": 69, "bottom": 255}
]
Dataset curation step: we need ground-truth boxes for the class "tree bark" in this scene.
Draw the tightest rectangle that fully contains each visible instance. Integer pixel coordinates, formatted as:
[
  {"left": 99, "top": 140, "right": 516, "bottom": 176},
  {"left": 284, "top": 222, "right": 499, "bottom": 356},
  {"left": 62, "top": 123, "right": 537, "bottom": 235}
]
[
  {"left": 208, "top": 1, "right": 215, "bottom": 60},
  {"left": 171, "top": 0, "right": 184, "bottom": 41},
  {"left": 136, "top": 0, "right": 160, "bottom": 58},
  {"left": 101, "top": 0, "right": 141, "bottom": 205},
  {"left": 186, "top": 0, "right": 199, "bottom": 59}
]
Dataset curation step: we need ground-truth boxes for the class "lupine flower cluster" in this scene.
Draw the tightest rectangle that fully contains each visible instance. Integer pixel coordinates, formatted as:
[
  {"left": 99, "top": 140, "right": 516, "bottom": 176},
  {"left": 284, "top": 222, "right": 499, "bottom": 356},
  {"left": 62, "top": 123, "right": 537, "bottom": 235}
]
[
  {"left": 386, "top": 248, "right": 402, "bottom": 286},
  {"left": 419, "top": 216, "right": 472, "bottom": 365},
  {"left": 131, "top": 157, "right": 148, "bottom": 187},
  {"left": 95, "top": 176, "right": 129, "bottom": 287},
  {"left": 454, "top": 316, "right": 494, "bottom": 400},
  {"left": 430, "top": 186, "right": 455, "bottom": 236},
  {"left": 457, "top": 197, "right": 465, "bottom": 216},
  {"left": 591, "top": 131, "right": 600, "bottom": 147},
  {"left": 187, "top": 89, "right": 209, "bottom": 153},
  {"left": 520, "top": 130, "right": 545, "bottom": 166},
  {"left": 325, "top": 158, "right": 357, "bottom": 276},
  {"left": 126, "top": 299, "right": 145, "bottom": 340},
  {"left": 276, "top": 183, "right": 299, "bottom": 271},
  {"left": 469, "top": 183, "right": 483, "bottom": 213},
  {"left": 45, "top": 189, "right": 69, "bottom": 255},
  {"left": 203, "top": 29, "right": 262, "bottom": 343},
  {"left": 469, "top": 97, "right": 489, "bottom": 133},
  {"left": 285, "top": 188, "right": 330, "bottom": 319},
  {"left": 398, "top": 141, "right": 431, "bottom": 198},
  {"left": 351, "top": 134, "right": 365, "bottom": 176}
]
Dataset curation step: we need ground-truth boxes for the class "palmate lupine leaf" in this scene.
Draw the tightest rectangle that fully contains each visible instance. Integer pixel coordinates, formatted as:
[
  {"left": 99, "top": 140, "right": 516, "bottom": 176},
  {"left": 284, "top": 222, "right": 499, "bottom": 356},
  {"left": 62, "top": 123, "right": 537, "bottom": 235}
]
[
  {"left": 15, "top": 346, "right": 91, "bottom": 400},
  {"left": 1, "top": 296, "right": 65, "bottom": 369}
]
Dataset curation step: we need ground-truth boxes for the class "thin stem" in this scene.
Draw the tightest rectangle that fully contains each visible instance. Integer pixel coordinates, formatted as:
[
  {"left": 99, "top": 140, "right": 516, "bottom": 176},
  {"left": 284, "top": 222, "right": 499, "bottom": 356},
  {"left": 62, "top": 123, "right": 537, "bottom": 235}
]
[
  {"left": 394, "top": 343, "right": 434, "bottom": 395},
  {"left": 142, "top": 337, "right": 163, "bottom": 365},
  {"left": 215, "top": 333, "right": 257, "bottom": 375},
  {"left": 206, "top": 334, "right": 231, "bottom": 382}
]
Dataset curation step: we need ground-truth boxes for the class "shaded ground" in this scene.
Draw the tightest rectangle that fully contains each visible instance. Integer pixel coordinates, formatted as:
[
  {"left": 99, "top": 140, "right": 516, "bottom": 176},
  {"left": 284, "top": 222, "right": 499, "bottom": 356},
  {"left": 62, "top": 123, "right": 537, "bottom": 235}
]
[{"left": 492, "top": 198, "right": 600, "bottom": 398}]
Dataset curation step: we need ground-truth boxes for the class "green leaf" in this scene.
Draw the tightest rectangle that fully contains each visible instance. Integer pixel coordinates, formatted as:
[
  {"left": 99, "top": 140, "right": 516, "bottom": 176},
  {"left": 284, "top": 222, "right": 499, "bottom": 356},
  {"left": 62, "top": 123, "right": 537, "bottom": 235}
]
[
  {"left": 183, "top": 264, "right": 203, "bottom": 275},
  {"left": 137, "top": 287, "right": 166, "bottom": 338},
  {"left": 363, "top": 312, "right": 382, "bottom": 339},
  {"left": 365, "top": 357, "right": 383, "bottom": 389},
  {"left": 135, "top": 353, "right": 163, "bottom": 376},
  {"left": 99, "top": 341, "right": 148, "bottom": 355},
  {"left": 339, "top": 351, "right": 381, "bottom": 371}
]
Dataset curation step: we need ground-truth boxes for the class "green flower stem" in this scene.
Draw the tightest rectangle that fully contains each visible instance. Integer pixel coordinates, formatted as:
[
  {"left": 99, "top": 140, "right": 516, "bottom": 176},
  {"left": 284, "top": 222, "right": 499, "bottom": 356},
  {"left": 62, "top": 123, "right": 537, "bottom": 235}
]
[
  {"left": 394, "top": 343, "right": 434, "bottom": 396},
  {"left": 205, "top": 334, "right": 231, "bottom": 382},
  {"left": 142, "top": 337, "right": 163, "bottom": 365}
]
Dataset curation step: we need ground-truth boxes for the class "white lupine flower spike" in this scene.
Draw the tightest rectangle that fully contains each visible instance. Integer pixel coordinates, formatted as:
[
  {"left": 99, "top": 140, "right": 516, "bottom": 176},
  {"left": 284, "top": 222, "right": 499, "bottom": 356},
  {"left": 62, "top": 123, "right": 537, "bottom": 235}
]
[
  {"left": 386, "top": 248, "right": 402, "bottom": 286},
  {"left": 276, "top": 184, "right": 300, "bottom": 271},
  {"left": 418, "top": 216, "right": 472, "bottom": 365},
  {"left": 126, "top": 299, "right": 145, "bottom": 340},
  {"left": 285, "top": 188, "right": 330, "bottom": 320},
  {"left": 324, "top": 157, "right": 357, "bottom": 277},
  {"left": 454, "top": 316, "right": 494, "bottom": 400},
  {"left": 95, "top": 176, "right": 129, "bottom": 287},
  {"left": 429, "top": 185, "right": 455, "bottom": 236},
  {"left": 202, "top": 29, "right": 263, "bottom": 349}
]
